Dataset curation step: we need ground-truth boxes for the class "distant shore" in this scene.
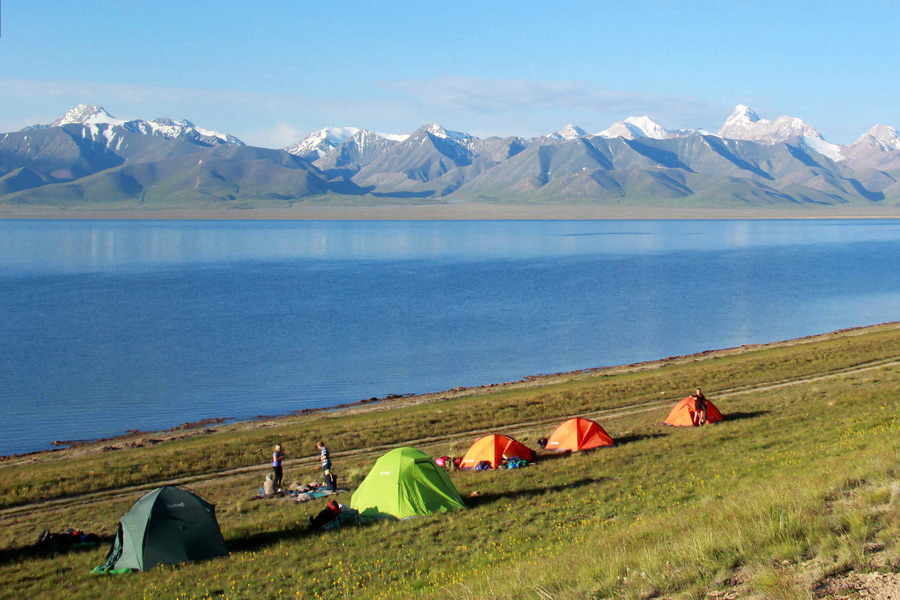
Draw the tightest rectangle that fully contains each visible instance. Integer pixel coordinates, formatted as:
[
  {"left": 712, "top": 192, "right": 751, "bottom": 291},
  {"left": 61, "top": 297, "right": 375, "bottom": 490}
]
[{"left": 1, "top": 203, "right": 899, "bottom": 221}]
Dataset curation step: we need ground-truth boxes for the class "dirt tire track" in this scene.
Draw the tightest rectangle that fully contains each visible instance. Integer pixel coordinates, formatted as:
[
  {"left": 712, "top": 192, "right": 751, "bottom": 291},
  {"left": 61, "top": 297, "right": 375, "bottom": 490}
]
[{"left": 1, "top": 357, "right": 896, "bottom": 522}]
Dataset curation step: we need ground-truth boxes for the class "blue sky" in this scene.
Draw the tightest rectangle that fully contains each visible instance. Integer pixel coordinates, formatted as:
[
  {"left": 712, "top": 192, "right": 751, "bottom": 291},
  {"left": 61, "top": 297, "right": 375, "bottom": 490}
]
[{"left": 2, "top": 0, "right": 899, "bottom": 147}]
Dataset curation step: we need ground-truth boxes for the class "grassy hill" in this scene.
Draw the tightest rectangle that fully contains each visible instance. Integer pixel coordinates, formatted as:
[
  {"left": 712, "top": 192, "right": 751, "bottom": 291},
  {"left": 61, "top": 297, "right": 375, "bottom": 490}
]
[{"left": 0, "top": 323, "right": 897, "bottom": 599}]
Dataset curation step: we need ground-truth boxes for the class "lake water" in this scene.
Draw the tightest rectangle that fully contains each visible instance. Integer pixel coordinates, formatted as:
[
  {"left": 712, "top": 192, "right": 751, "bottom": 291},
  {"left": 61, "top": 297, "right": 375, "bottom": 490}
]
[{"left": 1, "top": 219, "right": 898, "bottom": 456}]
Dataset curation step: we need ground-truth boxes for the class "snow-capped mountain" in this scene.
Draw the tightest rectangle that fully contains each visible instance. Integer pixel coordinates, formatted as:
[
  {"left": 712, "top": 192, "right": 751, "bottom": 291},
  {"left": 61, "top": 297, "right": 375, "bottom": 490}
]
[
  {"left": 50, "top": 104, "right": 126, "bottom": 128},
  {"left": 313, "top": 128, "right": 409, "bottom": 171},
  {"left": 718, "top": 104, "right": 821, "bottom": 144},
  {"left": 285, "top": 127, "right": 408, "bottom": 160},
  {"left": 21, "top": 104, "right": 244, "bottom": 146},
  {"left": 284, "top": 127, "right": 361, "bottom": 159},
  {"left": 128, "top": 117, "right": 244, "bottom": 146},
  {"left": 544, "top": 124, "right": 587, "bottom": 141},
  {"left": 854, "top": 124, "right": 900, "bottom": 151},
  {"left": 596, "top": 116, "right": 677, "bottom": 140},
  {"left": 419, "top": 123, "right": 474, "bottom": 146},
  {"left": 6, "top": 102, "right": 900, "bottom": 208}
]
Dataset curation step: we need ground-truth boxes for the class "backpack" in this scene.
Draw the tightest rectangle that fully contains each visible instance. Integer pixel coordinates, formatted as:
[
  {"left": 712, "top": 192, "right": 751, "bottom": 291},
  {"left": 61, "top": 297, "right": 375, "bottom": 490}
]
[{"left": 474, "top": 460, "right": 492, "bottom": 471}]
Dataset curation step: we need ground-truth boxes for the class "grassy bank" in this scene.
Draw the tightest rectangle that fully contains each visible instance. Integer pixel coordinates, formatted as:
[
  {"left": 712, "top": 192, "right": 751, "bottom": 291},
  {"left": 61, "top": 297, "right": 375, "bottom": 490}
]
[{"left": 0, "top": 324, "right": 897, "bottom": 599}]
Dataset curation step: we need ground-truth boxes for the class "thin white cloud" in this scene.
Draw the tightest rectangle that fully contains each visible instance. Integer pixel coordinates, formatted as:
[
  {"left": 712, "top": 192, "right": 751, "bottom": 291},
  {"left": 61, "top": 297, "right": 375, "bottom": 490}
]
[
  {"left": 383, "top": 77, "right": 726, "bottom": 134},
  {"left": 241, "top": 121, "right": 308, "bottom": 149}
]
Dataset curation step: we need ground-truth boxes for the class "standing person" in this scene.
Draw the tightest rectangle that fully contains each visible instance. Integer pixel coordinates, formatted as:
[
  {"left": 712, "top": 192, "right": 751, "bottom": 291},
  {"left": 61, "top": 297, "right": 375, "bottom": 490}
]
[
  {"left": 317, "top": 440, "right": 336, "bottom": 491},
  {"left": 691, "top": 388, "right": 708, "bottom": 426},
  {"left": 272, "top": 444, "right": 284, "bottom": 491}
]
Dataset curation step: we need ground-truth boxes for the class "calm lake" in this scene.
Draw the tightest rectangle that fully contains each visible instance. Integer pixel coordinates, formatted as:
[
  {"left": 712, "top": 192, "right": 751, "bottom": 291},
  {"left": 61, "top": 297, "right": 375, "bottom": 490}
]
[{"left": 1, "top": 219, "right": 898, "bottom": 455}]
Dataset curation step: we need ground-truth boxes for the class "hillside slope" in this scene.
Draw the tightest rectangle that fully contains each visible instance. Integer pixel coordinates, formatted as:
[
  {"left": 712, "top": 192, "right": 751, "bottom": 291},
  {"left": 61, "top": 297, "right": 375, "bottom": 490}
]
[{"left": 0, "top": 324, "right": 896, "bottom": 599}]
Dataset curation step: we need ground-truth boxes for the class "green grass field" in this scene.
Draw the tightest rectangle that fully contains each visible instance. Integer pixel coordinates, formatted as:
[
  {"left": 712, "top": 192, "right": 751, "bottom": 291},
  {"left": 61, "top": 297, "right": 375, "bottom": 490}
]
[{"left": 0, "top": 324, "right": 897, "bottom": 599}]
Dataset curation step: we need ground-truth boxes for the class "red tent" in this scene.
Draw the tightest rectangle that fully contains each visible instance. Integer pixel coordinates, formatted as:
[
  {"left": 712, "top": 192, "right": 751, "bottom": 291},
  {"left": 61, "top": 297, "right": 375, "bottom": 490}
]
[
  {"left": 460, "top": 434, "right": 535, "bottom": 469},
  {"left": 545, "top": 417, "right": 614, "bottom": 452},
  {"left": 663, "top": 396, "right": 723, "bottom": 426}
]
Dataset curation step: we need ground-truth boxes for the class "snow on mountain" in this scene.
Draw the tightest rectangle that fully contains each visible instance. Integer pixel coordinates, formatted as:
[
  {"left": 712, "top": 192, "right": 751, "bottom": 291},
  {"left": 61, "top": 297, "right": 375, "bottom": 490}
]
[
  {"left": 22, "top": 105, "right": 243, "bottom": 146},
  {"left": 50, "top": 104, "right": 126, "bottom": 128},
  {"left": 596, "top": 116, "right": 676, "bottom": 140},
  {"left": 128, "top": 117, "right": 243, "bottom": 145},
  {"left": 544, "top": 124, "right": 587, "bottom": 141},
  {"left": 374, "top": 131, "right": 409, "bottom": 142},
  {"left": 285, "top": 127, "right": 410, "bottom": 159},
  {"left": 344, "top": 129, "right": 410, "bottom": 149},
  {"left": 421, "top": 123, "right": 473, "bottom": 143},
  {"left": 717, "top": 104, "right": 760, "bottom": 138},
  {"left": 408, "top": 124, "right": 477, "bottom": 153},
  {"left": 718, "top": 105, "right": 822, "bottom": 144},
  {"left": 284, "top": 127, "right": 360, "bottom": 158},
  {"left": 800, "top": 136, "right": 845, "bottom": 162},
  {"left": 854, "top": 124, "right": 900, "bottom": 151}
]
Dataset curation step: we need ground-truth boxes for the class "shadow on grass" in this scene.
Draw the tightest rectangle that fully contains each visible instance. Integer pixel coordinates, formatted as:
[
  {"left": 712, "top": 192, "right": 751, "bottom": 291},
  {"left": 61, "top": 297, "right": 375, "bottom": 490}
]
[
  {"left": 533, "top": 434, "right": 665, "bottom": 461},
  {"left": 614, "top": 433, "right": 667, "bottom": 446},
  {"left": 0, "top": 535, "right": 114, "bottom": 567},
  {"left": 227, "top": 525, "right": 320, "bottom": 553},
  {"left": 534, "top": 450, "right": 573, "bottom": 463},
  {"left": 724, "top": 411, "right": 770, "bottom": 422},
  {"left": 465, "top": 477, "right": 614, "bottom": 508}
]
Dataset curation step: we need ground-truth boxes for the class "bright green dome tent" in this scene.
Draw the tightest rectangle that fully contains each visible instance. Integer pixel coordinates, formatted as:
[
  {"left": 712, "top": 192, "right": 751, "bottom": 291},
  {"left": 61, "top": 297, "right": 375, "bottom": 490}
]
[
  {"left": 350, "top": 447, "right": 465, "bottom": 519},
  {"left": 97, "top": 486, "right": 228, "bottom": 572}
]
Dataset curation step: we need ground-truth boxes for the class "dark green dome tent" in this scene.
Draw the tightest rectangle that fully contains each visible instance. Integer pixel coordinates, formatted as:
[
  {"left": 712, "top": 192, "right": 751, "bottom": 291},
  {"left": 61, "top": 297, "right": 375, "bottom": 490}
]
[
  {"left": 350, "top": 447, "right": 465, "bottom": 519},
  {"left": 98, "top": 486, "right": 228, "bottom": 571}
]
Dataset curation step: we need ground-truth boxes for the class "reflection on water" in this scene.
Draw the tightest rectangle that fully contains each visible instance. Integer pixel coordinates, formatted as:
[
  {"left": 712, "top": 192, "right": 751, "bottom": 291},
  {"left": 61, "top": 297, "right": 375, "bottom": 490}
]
[
  {"left": 0, "top": 219, "right": 898, "bottom": 455},
  {"left": 2, "top": 220, "right": 898, "bottom": 273}
]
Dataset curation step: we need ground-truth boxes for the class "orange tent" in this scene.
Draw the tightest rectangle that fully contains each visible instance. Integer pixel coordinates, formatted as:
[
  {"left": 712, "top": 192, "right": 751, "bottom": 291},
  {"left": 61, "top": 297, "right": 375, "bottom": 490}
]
[
  {"left": 663, "top": 396, "right": 724, "bottom": 426},
  {"left": 545, "top": 417, "right": 614, "bottom": 452},
  {"left": 460, "top": 434, "right": 535, "bottom": 469}
]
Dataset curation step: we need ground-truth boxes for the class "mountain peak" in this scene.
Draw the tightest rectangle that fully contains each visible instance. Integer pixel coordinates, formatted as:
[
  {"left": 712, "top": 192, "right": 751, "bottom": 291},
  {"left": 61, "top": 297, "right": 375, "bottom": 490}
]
[
  {"left": 413, "top": 123, "right": 472, "bottom": 144},
  {"left": 597, "top": 115, "right": 673, "bottom": 140},
  {"left": 423, "top": 123, "right": 448, "bottom": 137},
  {"left": 151, "top": 116, "right": 196, "bottom": 128},
  {"left": 50, "top": 104, "right": 122, "bottom": 127},
  {"left": 284, "top": 126, "right": 360, "bottom": 158},
  {"left": 856, "top": 124, "right": 900, "bottom": 151},
  {"left": 557, "top": 124, "right": 587, "bottom": 140},
  {"left": 719, "top": 105, "right": 820, "bottom": 144},
  {"left": 731, "top": 104, "right": 760, "bottom": 122}
]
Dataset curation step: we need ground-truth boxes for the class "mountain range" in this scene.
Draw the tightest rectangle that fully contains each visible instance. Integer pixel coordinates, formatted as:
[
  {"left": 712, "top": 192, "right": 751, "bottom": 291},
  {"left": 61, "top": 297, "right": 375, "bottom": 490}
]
[{"left": 3, "top": 104, "right": 900, "bottom": 210}]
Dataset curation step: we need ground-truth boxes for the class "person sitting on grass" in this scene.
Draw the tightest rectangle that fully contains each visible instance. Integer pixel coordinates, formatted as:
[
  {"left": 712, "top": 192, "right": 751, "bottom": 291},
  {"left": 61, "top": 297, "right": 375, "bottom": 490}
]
[
  {"left": 262, "top": 472, "right": 281, "bottom": 496},
  {"left": 691, "top": 387, "right": 708, "bottom": 425},
  {"left": 308, "top": 500, "right": 341, "bottom": 529}
]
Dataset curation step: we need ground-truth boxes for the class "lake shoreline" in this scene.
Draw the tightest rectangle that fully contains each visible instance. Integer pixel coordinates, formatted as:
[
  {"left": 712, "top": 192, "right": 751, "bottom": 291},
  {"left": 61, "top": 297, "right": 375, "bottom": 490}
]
[
  {"left": 6, "top": 320, "right": 895, "bottom": 461},
  {"left": 2, "top": 203, "right": 899, "bottom": 221}
]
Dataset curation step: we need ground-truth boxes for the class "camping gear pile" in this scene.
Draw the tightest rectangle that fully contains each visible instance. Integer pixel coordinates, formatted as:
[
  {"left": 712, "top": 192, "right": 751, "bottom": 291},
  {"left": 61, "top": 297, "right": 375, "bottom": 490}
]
[{"left": 37, "top": 528, "right": 101, "bottom": 549}]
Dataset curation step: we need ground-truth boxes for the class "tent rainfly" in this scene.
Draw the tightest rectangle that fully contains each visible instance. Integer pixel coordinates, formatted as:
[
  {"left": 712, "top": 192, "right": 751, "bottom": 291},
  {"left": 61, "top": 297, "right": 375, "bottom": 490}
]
[
  {"left": 97, "top": 486, "right": 228, "bottom": 571},
  {"left": 459, "top": 434, "right": 536, "bottom": 469},
  {"left": 663, "top": 396, "right": 724, "bottom": 427},
  {"left": 350, "top": 447, "right": 465, "bottom": 519},
  {"left": 545, "top": 417, "right": 614, "bottom": 452}
]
